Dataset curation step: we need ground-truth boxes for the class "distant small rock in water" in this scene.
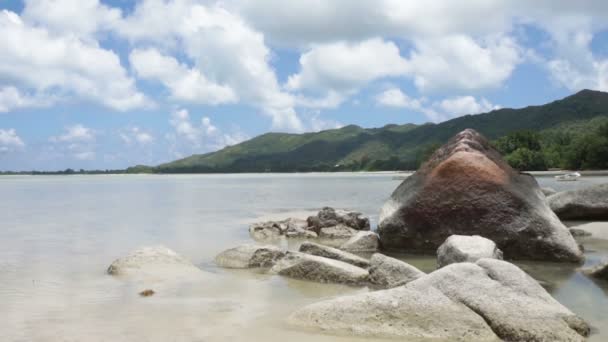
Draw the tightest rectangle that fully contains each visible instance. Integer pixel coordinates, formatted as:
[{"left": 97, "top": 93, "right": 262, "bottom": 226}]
[
  {"left": 377, "top": 128, "right": 583, "bottom": 262},
  {"left": 139, "top": 289, "right": 155, "bottom": 297},
  {"left": 583, "top": 260, "right": 608, "bottom": 280}
]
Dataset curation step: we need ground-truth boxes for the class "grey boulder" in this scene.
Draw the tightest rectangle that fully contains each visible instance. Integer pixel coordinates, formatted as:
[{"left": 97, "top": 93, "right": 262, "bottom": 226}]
[
  {"left": 214, "top": 244, "right": 285, "bottom": 268},
  {"left": 542, "top": 187, "right": 557, "bottom": 196},
  {"left": 437, "top": 235, "right": 503, "bottom": 268},
  {"left": 378, "top": 129, "right": 583, "bottom": 262},
  {"left": 299, "top": 241, "right": 370, "bottom": 268},
  {"left": 307, "top": 207, "right": 370, "bottom": 232},
  {"left": 548, "top": 183, "right": 608, "bottom": 220},
  {"left": 583, "top": 260, "right": 608, "bottom": 280},
  {"left": 368, "top": 253, "right": 425, "bottom": 288},
  {"left": 270, "top": 252, "right": 369, "bottom": 285},
  {"left": 340, "top": 231, "right": 379, "bottom": 252},
  {"left": 107, "top": 245, "right": 202, "bottom": 278},
  {"left": 318, "top": 224, "right": 358, "bottom": 239}
]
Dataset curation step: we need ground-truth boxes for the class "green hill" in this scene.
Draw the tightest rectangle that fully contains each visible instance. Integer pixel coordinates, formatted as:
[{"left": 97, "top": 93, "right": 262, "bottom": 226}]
[{"left": 148, "top": 89, "right": 608, "bottom": 173}]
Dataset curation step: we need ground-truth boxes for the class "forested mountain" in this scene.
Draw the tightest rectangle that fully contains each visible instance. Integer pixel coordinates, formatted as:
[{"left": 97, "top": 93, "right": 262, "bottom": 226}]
[{"left": 143, "top": 89, "right": 608, "bottom": 173}]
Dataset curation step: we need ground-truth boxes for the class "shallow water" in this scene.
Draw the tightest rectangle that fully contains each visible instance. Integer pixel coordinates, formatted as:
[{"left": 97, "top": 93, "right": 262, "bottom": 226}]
[{"left": 0, "top": 173, "right": 606, "bottom": 341}]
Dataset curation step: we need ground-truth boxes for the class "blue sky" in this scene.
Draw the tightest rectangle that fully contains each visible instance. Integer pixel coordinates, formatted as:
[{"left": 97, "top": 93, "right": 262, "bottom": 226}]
[{"left": 1, "top": 0, "right": 607, "bottom": 170}]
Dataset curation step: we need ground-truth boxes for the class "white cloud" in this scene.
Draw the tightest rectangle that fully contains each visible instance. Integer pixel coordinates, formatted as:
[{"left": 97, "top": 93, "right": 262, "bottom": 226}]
[
  {"left": 73, "top": 151, "right": 95, "bottom": 160},
  {"left": 51, "top": 124, "right": 95, "bottom": 143},
  {"left": 22, "top": 0, "right": 121, "bottom": 39},
  {"left": 130, "top": 48, "right": 237, "bottom": 105},
  {"left": 0, "top": 128, "right": 25, "bottom": 154},
  {"left": 117, "top": 1, "right": 303, "bottom": 131},
  {"left": 120, "top": 127, "right": 154, "bottom": 146},
  {"left": 0, "top": 10, "right": 150, "bottom": 111},
  {"left": 0, "top": 86, "right": 55, "bottom": 112},
  {"left": 376, "top": 87, "right": 499, "bottom": 122}
]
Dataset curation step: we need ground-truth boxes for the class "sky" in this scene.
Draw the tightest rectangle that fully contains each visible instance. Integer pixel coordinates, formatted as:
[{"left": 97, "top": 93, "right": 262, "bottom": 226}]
[{"left": 1, "top": 1, "right": 608, "bottom": 171}]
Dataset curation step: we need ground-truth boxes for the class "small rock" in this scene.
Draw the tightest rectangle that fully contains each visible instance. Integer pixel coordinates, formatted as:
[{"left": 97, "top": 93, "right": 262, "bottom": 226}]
[
  {"left": 541, "top": 187, "right": 557, "bottom": 196},
  {"left": 299, "top": 241, "right": 370, "bottom": 268},
  {"left": 215, "top": 244, "right": 285, "bottom": 269},
  {"left": 307, "top": 207, "right": 370, "bottom": 232},
  {"left": 368, "top": 253, "right": 425, "bottom": 288},
  {"left": 107, "top": 245, "right": 201, "bottom": 278},
  {"left": 340, "top": 231, "right": 379, "bottom": 252},
  {"left": 318, "top": 224, "right": 358, "bottom": 239},
  {"left": 583, "top": 260, "right": 608, "bottom": 280},
  {"left": 249, "top": 221, "right": 283, "bottom": 240},
  {"left": 139, "top": 289, "right": 155, "bottom": 297},
  {"left": 570, "top": 228, "right": 592, "bottom": 237},
  {"left": 437, "top": 235, "right": 503, "bottom": 268},
  {"left": 270, "top": 252, "right": 369, "bottom": 285}
]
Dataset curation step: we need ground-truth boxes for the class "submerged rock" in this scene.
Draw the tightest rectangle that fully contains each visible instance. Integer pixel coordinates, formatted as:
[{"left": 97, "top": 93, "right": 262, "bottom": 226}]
[
  {"left": 437, "top": 235, "right": 503, "bottom": 268},
  {"left": 378, "top": 129, "right": 583, "bottom": 262},
  {"left": 288, "top": 280, "right": 499, "bottom": 341},
  {"left": 307, "top": 207, "right": 370, "bottom": 232},
  {"left": 368, "top": 253, "right": 425, "bottom": 288},
  {"left": 289, "top": 258, "right": 589, "bottom": 341},
  {"left": 412, "top": 259, "right": 589, "bottom": 341},
  {"left": 583, "top": 260, "right": 608, "bottom": 280},
  {"left": 299, "top": 241, "right": 370, "bottom": 268},
  {"left": 548, "top": 183, "right": 608, "bottom": 220},
  {"left": 340, "top": 231, "right": 380, "bottom": 252},
  {"left": 107, "top": 245, "right": 202, "bottom": 278},
  {"left": 215, "top": 244, "right": 285, "bottom": 269},
  {"left": 270, "top": 252, "right": 369, "bottom": 285}
]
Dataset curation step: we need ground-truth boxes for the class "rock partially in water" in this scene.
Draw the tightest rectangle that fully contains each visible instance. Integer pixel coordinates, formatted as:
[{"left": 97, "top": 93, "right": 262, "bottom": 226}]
[
  {"left": 215, "top": 244, "right": 285, "bottom": 269},
  {"left": 583, "top": 260, "right": 608, "bottom": 280},
  {"left": 437, "top": 235, "right": 503, "bottom": 268},
  {"left": 548, "top": 183, "right": 608, "bottom": 220},
  {"left": 412, "top": 259, "right": 589, "bottom": 341},
  {"left": 340, "top": 231, "right": 380, "bottom": 252},
  {"left": 288, "top": 280, "right": 500, "bottom": 341},
  {"left": 289, "top": 258, "right": 589, "bottom": 341},
  {"left": 307, "top": 207, "right": 370, "bottom": 232},
  {"left": 250, "top": 218, "right": 317, "bottom": 240},
  {"left": 299, "top": 241, "right": 370, "bottom": 268},
  {"left": 270, "top": 252, "right": 369, "bottom": 285},
  {"left": 378, "top": 129, "right": 583, "bottom": 262},
  {"left": 542, "top": 187, "right": 557, "bottom": 196},
  {"left": 318, "top": 224, "right": 358, "bottom": 239},
  {"left": 107, "top": 245, "right": 202, "bottom": 278},
  {"left": 570, "top": 228, "right": 592, "bottom": 237},
  {"left": 249, "top": 221, "right": 283, "bottom": 240},
  {"left": 368, "top": 253, "right": 425, "bottom": 288}
]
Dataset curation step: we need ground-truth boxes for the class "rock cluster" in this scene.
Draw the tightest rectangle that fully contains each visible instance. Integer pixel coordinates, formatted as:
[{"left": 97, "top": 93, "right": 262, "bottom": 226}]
[{"left": 378, "top": 129, "right": 583, "bottom": 262}]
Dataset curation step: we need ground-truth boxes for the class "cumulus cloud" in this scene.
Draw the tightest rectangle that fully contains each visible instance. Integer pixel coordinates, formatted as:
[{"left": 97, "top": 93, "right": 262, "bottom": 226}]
[
  {"left": 0, "top": 128, "right": 25, "bottom": 154},
  {"left": 48, "top": 124, "right": 97, "bottom": 161},
  {"left": 50, "top": 124, "right": 95, "bottom": 143},
  {"left": 376, "top": 88, "right": 499, "bottom": 122},
  {"left": 0, "top": 9, "right": 150, "bottom": 111},
  {"left": 0, "top": 86, "right": 55, "bottom": 112},
  {"left": 120, "top": 127, "right": 154, "bottom": 146}
]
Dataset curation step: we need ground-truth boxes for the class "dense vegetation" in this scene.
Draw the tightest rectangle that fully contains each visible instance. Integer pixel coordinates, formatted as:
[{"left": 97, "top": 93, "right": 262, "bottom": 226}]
[{"left": 152, "top": 89, "right": 608, "bottom": 173}]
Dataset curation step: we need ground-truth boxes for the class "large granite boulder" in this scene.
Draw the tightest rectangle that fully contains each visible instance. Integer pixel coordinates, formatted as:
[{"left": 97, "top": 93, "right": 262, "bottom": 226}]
[
  {"left": 368, "top": 253, "right": 425, "bottom": 288},
  {"left": 288, "top": 281, "right": 499, "bottom": 341},
  {"left": 548, "top": 183, "right": 608, "bottom": 220},
  {"left": 289, "top": 258, "right": 589, "bottom": 341},
  {"left": 270, "top": 252, "right": 369, "bottom": 285},
  {"left": 412, "top": 259, "right": 589, "bottom": 341},
  {"left": 378, "top": 129, "right": 583, "bottom": 262},
  {"left": 307, "top": 207, "right": 370, "bottom": 232},
  {"left": 107, "top": 245, "right": 202, "bottom": 278},
  {"left": 437, "top": 235, "right": 503, "bottom": 268},
  {"left": 214, "top": 244, "right": 285, "bottom": 269},
  {"left": 299, "top": 241, "right": 370, "bottom": 268},
  {"left": 339, "top": 231, "right": 380, "bottom": 252}
]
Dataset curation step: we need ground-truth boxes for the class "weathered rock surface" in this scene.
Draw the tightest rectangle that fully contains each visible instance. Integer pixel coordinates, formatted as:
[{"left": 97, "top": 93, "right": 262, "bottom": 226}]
[
  {"left": 289, "top": 258, "right": 589, "bottom": 341},
  {"left": 548, "top": 183, "right": 608, "bottom": 220},
  {"left": 299, "top": 241, "right": 370, "bottom": 268},
  {"left": 437, "top": 235, "right": 503, "bottom": 268},
  {"left": 249, "top": 218, "right": 317, "bottom": 240},
  {"left": 368, "top": 253, "right": 425, "bottom": 288},
  {"left": 542, "top": 187, "right": 557, "bottom": 196},
  {"left": 270, "top": 252, "right": 369, "bottom": 285},
  {"left": 412, "top": 259, "right": 589, "bottom": 341},
  {"left": 288, "top": 280, "right": 500, "bottom": 341},
  {"left": 318, "top": 224, "right": 358, "bottom": 239},
  {"left": 583, "top": 260, "right": 608, "bottom": 280},
  {"left": 107, "top": 245, "right": 202, "bottom": 278},
  {"left": 249, "top": 221, "right": 283, "bottom": 240},
  {"left": 215, "top": 244, "right": 285, "bottom": 269},
  {"left": 570, "top": 228, "right": 592, "bottom": 237},
  {"left": 340, "top": 231, "right": 380, "bottom": 252},
  {"left": 378, "top": 129, "right": 583, "bottom": 262},
  {"left": 307, "top": 207, "right": 370, "bottom": 232}
]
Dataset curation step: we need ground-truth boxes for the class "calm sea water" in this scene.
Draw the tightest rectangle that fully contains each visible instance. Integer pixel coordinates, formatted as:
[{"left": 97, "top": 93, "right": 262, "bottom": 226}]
[{"left": 0, "top": 173, "right": 606, "bottom": 341}]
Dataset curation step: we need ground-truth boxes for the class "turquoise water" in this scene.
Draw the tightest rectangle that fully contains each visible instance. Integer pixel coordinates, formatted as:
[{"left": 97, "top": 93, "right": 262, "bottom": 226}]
[{"left": 0, "top": 173, "right": 606, "bottom": 341}]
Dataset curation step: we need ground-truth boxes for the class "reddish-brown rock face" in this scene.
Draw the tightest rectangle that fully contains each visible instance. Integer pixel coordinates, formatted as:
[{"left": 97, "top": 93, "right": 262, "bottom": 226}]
[{"left": 378, "top": 129, "right": 583, "bottom": 262}]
